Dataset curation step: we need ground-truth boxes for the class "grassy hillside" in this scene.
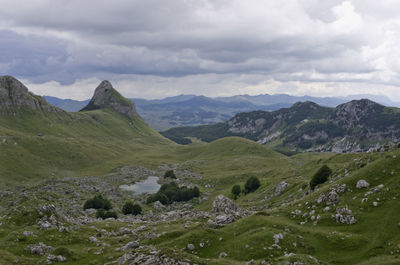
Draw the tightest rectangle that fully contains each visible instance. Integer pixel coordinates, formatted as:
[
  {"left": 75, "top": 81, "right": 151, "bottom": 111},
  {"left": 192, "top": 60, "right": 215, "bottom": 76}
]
[
  {"left": 1, "top": 128, "right": 399, "bottom": 264},
  {"left": 0, "top": 107, "right": 172, "bottom": 185}
]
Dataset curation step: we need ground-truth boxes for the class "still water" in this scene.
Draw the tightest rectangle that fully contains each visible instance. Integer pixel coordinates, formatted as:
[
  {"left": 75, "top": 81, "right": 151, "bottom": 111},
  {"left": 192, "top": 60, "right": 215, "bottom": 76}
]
[{"left": 119, "top": 176, "right": 160, "bottom": 195}]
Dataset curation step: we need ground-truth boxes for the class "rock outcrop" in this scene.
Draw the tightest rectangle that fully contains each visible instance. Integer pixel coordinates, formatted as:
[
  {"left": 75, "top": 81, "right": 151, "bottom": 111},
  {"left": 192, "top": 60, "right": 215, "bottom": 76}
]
[
  {"left": 80, "top": 80, "right": 138, "bottom": 119},
  {"left": 333, "top": 207, "right": 357, "bottom": 225},
  {"left": 211, "top": 195, "right": 242, "bottom": 225},
  {"left": 274, "top": 181, "right": 289, "bottom": 196},
  {"left": 26, "top": 242, "right": 54, "bottom": 255},
  {"left": 212, "top": 195, "right": 239, "bottom": 215},
  {"left": 0, "top": 75, "right": 64, "bottom": 114}
]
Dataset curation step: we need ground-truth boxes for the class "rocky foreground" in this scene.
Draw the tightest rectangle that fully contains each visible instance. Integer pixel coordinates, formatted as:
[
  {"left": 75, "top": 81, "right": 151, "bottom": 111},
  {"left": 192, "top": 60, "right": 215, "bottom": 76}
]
[{"left": 1, "top": 149, "right": 399, "bottom": 265}]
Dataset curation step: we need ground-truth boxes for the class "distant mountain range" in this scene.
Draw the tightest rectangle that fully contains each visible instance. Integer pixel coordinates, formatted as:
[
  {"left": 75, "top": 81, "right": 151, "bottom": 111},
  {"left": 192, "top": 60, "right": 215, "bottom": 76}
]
[
  {"left": 44, "top": 94, "right": 400, "bottom": 131},
  {"left": 162, "top": 99, "right": 400, "bottom": 153}
]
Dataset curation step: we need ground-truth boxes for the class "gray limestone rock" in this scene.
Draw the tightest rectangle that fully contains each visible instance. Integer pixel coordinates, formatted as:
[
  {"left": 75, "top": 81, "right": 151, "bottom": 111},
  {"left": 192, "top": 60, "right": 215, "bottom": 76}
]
[
  {"left": 274, "top": 181, "right": 289, "bottom": 196},
  {"left": 212, "top": 195, "right": 239, "bottom": 215},
  {"left": 215, "top": 214, "right": 235, "bottom": 225},
  {"left": 122, "top": 241, "right": 140, "bottom": 251},
  {"left": 26, "top": 242, "right": 54, "bottom": 255},
  {"left": 187, "top": 243, "right": 195, "bottom": 250},
  {"left": 333, "top": 207, "right": 357, "bottom": 225},
  {"left": 356, "top": 179, "right": 370, "bottom": 189}
]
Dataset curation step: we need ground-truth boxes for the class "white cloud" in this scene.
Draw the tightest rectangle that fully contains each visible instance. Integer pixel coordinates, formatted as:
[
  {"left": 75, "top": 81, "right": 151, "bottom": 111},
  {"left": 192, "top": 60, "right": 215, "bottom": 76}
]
[{"left": 1, "top": 0, "right": 400, "bottom": 100}]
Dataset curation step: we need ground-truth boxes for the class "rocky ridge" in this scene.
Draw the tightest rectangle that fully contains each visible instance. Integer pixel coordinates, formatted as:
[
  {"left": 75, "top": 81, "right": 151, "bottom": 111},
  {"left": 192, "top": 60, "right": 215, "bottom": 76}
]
[
  {"left": 0, "top": 75, "right": 65, "bottom": 114},
  {"left": 80, "top": 80, "right": 138, "bottom": 119},
  {"left": 163, "top": 99, "right": 400, "bottom": 153}
]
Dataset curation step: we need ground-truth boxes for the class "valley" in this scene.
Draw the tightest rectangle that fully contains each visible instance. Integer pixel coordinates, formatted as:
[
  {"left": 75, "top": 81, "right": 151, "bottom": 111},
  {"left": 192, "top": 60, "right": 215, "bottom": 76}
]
[{"left": 0, "top": 76, "right": 400, "bottom": 265}]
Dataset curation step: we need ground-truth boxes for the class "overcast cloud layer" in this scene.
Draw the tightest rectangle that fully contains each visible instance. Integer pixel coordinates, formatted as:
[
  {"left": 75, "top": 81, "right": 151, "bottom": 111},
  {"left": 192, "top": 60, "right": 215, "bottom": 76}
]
[{"left": 1, "top": 0, "right": 400, "bottom": 100}]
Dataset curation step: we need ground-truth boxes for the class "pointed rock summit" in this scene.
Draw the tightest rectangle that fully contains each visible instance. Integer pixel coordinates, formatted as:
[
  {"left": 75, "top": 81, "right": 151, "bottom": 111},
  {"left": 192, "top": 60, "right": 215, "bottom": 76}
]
[
  {"left": 80, "top": 80, "right": 138, "bottom": 118},
  {"left": 330, "top": 99, "right": 384, "bottom": 128},
  {"left": 0, "top": 75, "right": 62, "bottom": 114}
]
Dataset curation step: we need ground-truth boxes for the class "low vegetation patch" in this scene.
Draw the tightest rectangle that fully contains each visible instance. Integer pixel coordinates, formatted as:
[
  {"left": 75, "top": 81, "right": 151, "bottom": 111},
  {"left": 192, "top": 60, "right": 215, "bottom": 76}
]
[
  {"left": 164, "top": 169, "right": 177, "bottom": 179},
  {"left": 231, "top": 184, "right": 241, "bottom": 199},
  {"left": 147, "top": 182, "right": 200, "bottom": 205},
  {"left": 96, "top": 209, "right": 118, "bottom": 219},
  {"left": 244, "top": 176, "right": 261, "bottom": 194},
  {"left": 122, "top": 201, "right": 142, "bottom": 215},
  {"left": 83, "top": 194, "right": 112, "bottom": 210},
  {"left": 310, "top": 164, "right": 332, "bottom": 190}
]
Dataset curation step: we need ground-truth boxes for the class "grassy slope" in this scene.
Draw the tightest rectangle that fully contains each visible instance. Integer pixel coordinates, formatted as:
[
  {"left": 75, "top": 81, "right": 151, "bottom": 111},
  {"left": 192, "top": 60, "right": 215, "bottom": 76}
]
[
  {"left": 0, "top": 107, "right": 173, "bottom": 185},
  {"left": 1, "top": 107, "right": 400, "bottom": 264},
  {"left": 145, "top": 149, "right": 400, "bottom": 265}
]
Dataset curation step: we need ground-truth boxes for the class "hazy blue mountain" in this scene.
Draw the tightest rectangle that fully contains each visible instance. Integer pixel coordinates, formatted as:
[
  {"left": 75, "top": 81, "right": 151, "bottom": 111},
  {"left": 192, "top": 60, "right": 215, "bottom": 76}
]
[
  {"left": 43, "top": 93, "right": 400, "bottom": 130},
  {"left": 44, "top": 96, "right": 89, "bottom": 112}
]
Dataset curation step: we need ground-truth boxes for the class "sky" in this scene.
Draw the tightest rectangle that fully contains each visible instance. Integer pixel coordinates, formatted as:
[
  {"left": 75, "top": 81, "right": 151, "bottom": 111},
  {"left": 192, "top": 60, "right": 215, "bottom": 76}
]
[{"left": 1, "top": 0, "right": 400, "bottom": 100}]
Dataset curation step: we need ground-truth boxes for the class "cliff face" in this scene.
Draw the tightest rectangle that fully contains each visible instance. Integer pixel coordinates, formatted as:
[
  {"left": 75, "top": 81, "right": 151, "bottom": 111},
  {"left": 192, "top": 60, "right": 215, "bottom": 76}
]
[
  {"left": 0, "top": 75, "right": 64, "bottom": 114},
  {"left": 80, "top": 80, "right": 138, "bottom": 119}
]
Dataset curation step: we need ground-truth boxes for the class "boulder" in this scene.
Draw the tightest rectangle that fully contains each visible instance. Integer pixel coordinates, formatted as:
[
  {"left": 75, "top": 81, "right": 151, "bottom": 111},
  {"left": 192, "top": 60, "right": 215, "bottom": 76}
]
[
  {"left": 212, "top": 195, "right": 239, "bottom": 215},
  {"left": 274, "top": 182, "right": 289, "bottom": 196},
  {"left": 273, "top": 233, "right": 284, "bottom": 244},
  {"left": 122, "top": 241, "right": 139, "bottom": 251},
  {"left": 356, "top": 180, "right": 370, "bottom": 189},
  {"left": 119, "top": 227, "right": 132, "bottom": 235},
  {"left": 89, "top": 236, "right": 100, "bottom": 244},
  {"left": 187, "top": 243, "right": 195, "bottom": 250},
  {"left": 39, "top": 220, "right": 53, "bottom": 230},
  {"left": 215, "top": 214, "right": 235, "bottom": 225},
  {"left": 23, "top": 231, "right": 33, "bottom": 237},
  {"left": 46, "top": 254, "right": 66, "bottom": 264},
  {"left": 333, "top": 207, "right": 356, "bottom": 225},
  {"left": 26, "top": 242, "right": 54, "bottom": 255},
  {"left": 326, "top": 190, "right": 339, "bottom": 205}
]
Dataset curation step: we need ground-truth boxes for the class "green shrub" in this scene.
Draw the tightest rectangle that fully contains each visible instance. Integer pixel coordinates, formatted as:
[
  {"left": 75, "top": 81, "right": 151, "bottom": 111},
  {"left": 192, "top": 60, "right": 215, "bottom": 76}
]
[
  {"left": 83, "top": 195, "right": 112, "bottom": 210},
  {"left": 147, "top": 182, "right": 200, "bottom": 205},
  {"left": 122, "top": 201, "right": 142, "bottom": 215},
  {"left": 147, "top": 192, "right": 169, "bottom": 205},
  {"left": 244, "top": 176, "right": 260, "bottom": 194},
  {"left": 310, "top": 164, "right": 332, "bottom": 190},
  {"left": 192, "top": 186, "right": 200, "bottom": 198},
  {"left": 231, "top": 184, "right": 241, "bottom": 199},
  {"left": 164, "top": 170, "right": 176, "bottom": 179},
  {"left": 96, "top": 209, "right": 118, "bottom": 219}
]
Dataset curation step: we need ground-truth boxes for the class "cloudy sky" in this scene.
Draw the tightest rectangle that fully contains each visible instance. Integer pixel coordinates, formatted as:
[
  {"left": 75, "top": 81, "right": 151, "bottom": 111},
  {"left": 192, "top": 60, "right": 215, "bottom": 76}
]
[{"left": 1, "top": 0, "right": 400, "bottom": 100}]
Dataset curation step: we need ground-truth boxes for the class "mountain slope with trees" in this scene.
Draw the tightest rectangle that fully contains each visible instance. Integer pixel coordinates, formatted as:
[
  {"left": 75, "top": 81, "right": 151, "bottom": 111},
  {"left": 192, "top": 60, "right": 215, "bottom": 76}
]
[{"left": 162, "top": 100, "right": 400, "bottom": 153}]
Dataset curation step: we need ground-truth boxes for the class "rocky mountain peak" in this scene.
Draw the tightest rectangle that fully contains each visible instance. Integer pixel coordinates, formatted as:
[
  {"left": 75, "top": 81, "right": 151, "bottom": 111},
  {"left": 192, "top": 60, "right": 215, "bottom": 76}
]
[
  {"left": 0, "top": 75, "right": 62, "bottom": 114},
  {"left": 80, "top": 80, "right": 138, "bottom": 118},
  {"left": 331, "top": 99, "right": 384, "bottom": 127}
]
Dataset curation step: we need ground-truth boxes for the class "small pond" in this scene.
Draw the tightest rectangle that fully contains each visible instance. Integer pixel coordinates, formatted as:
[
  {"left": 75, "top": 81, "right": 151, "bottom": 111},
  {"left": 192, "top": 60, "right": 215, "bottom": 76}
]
[{"left": 119, "top": 176, "right": 160, "bottom": 195}]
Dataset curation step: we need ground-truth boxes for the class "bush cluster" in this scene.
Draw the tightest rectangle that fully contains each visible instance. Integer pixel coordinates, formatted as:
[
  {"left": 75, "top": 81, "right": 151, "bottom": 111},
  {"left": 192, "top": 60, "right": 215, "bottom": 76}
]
[
  {"left": 164, "top": 170, "right": 177, "bottom": 179},
  {"left": 147, "top": 182, "right": 200, "bottom": 205},
  {"left": 96, "top": 209, "right": 118, "bottom": 219},
  {"left": 244, "top": 176, "right": 261, "bottom": 194},
  {"left": 231, "top": 176, "right": 261, "bottom": 199},
  {"left": 310, "top": 165, "right": 332, "bottom": 190},
  {"left": 83, "top": 195, "right": 112, "bottom": 210},
  {"left": 122, "top": 201, "right": 142, "bottom": 215},
  {"left": 83, "top": 195, "right": 117, "bottom": 219},
  {"left": 231, "top": 184, "right": 241, "bottom": 199}
]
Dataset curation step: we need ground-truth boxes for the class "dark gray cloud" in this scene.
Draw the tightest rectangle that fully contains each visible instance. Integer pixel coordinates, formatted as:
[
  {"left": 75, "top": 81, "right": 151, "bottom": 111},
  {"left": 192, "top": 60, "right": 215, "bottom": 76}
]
[{"left": 0, "top": 0, "right": 400, "bottom": 99}]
